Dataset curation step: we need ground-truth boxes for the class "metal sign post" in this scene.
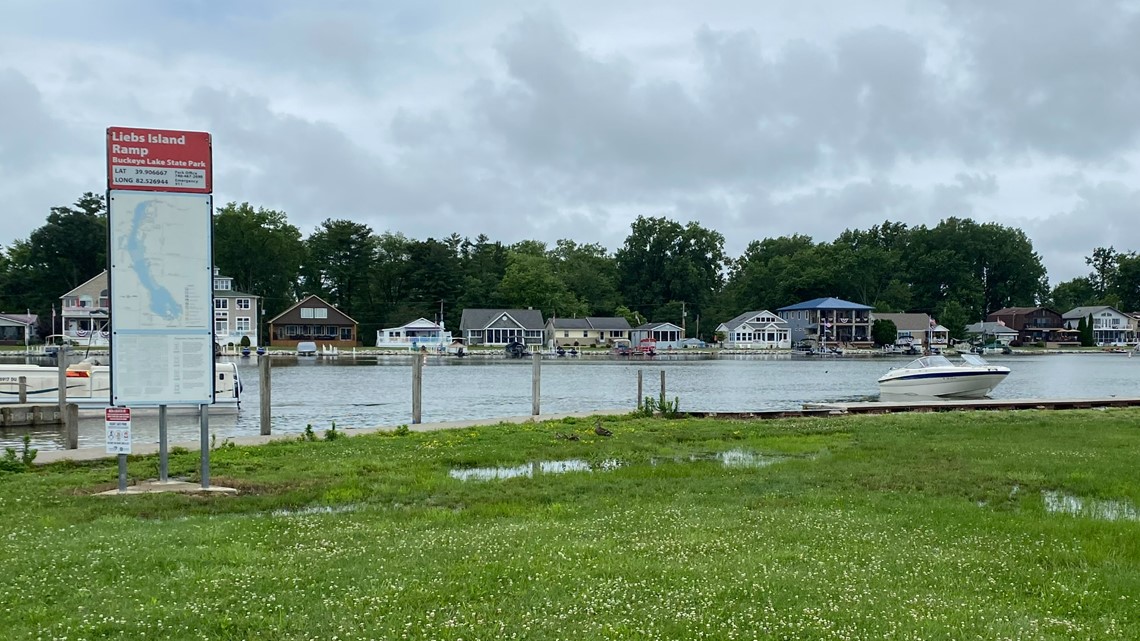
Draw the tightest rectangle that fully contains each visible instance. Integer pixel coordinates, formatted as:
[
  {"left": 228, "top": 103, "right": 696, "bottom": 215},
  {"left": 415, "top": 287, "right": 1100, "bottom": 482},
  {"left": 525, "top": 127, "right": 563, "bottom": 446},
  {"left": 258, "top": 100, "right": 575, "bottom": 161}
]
[
  {"left": 200, "top": 404, "right": 210, "bottom": 489},
  {"left": 105, "top": 407, "right": 132, "bottom": 493},
  {"left": 158, "top": 404, "right": 168, "bottom": 482}
]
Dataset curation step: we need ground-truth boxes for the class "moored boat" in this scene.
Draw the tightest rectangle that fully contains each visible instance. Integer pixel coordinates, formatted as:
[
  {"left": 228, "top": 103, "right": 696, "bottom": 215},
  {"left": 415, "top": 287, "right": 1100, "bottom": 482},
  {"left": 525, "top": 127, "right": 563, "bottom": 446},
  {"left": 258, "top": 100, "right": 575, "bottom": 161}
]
[
  {"left": 0, "top": 360, "right": 242, "bottom": 410},
  {"left": 878, "top": 354, "right": 1009, "bottom": 399}
]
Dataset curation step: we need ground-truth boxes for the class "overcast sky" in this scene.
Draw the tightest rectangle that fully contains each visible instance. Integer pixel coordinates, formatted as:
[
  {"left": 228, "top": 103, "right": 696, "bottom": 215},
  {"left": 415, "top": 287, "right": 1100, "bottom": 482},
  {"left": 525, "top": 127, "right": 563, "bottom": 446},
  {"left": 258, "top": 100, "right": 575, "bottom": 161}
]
[{"left": 2, "top": 0, "right": 1139, "bottom": 285}]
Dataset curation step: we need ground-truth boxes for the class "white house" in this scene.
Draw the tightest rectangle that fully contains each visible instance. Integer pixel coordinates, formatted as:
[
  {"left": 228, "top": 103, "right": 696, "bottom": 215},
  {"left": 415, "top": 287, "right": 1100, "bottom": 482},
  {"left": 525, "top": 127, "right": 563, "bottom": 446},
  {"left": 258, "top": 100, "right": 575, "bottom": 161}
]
[
  {"left": 375, "top": 318, "right": 453, "bottom": 350},
  {"left": 872, "top": 313, "right": 948, "bottom": 349},
  {"left": 1062, "top": 306, "right": 1135, "bottom": 345},
  {"left": 630, "top": 322, "right": 684, "bottom": 350},
  {"left": 964, "top": 321, "right": 1019, "bottom": 346},
  {"left": 716, "top": 310, "right": 790, "bottom": 349},
  {"left": 459, "top": 309, "right": 546, "bottom": 346}
]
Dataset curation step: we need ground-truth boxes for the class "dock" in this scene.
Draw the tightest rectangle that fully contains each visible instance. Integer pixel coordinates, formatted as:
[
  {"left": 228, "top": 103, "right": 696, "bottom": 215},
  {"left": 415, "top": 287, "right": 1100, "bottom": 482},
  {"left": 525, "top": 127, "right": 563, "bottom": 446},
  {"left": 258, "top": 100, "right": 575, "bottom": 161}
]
[
  {"left": 804, "top": 397, "right": 1140, "bottom": 414},
  {"left": 1, "top": 404, "right": 65, "bottom": 426}
]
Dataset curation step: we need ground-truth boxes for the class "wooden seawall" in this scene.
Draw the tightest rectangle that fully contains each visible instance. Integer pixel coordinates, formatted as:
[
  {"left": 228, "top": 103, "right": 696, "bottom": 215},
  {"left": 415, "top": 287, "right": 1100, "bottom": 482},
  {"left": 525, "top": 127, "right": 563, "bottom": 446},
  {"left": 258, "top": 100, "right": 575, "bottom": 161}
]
[{"left": 803, "top": 397, "right": 1140, "bottom": 414}]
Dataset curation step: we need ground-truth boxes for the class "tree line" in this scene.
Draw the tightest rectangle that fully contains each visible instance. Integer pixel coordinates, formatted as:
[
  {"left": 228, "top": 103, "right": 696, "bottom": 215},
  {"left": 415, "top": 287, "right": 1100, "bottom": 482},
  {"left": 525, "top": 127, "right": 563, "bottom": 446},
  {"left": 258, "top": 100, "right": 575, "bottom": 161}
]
[{"left": 1, "top": 192, "right": 1136, "bottom": 343}]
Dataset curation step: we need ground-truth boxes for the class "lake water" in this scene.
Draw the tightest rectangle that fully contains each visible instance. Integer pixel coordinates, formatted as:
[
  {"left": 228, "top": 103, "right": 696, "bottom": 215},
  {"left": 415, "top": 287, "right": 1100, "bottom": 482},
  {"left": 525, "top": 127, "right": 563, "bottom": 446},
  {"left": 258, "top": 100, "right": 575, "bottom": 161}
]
[{"left": 2, "top": 352, "right": 1137, "bottom": 451}]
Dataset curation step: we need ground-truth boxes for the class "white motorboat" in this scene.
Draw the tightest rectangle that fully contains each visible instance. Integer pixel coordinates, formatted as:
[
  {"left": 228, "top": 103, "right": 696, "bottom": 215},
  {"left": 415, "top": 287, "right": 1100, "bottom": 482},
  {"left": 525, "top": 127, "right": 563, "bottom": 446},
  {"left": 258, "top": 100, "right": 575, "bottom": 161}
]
[
  {"left": 0, "top": 359, "right": 242, "bottom": 410},
  {"left": 878, "top": 353, "right": 1009, "bottom": 399}
]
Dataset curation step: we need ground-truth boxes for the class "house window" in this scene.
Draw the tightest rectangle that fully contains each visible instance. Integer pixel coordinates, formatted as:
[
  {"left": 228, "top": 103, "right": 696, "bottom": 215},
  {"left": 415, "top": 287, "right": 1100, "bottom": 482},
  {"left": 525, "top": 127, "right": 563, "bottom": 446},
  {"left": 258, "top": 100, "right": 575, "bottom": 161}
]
[
  {"left": 215, "top": 299, "right": 228, "bottom": 310},
  {"left": 214, "top": 279, "right": 231, "bottom": 291},
  {"left": 214, "top": 319, "right": 228, "bottom": 334},
  {"left": 563, "top": 331, "right": 570, "bottom": 337},
  {"left": 340, "top": 327, "right": 353, "bottom": 340},
  {"left": 235, "top": 317, "right": 251, "bottom": 332},
  {"left": 79, "top": 295, "right": 92, "bottom": 308},
  {"left": 315, "top": 308, "right": 328, "bottom": 319},
  {"left": 237, "top": 298, "right": 251, "bottom": 310},
  {"left": 300, "top": 308, "right": 314, "bottom": 319},
  {"left": 583, "top": 331, "right": 589, "bottom": 337}
]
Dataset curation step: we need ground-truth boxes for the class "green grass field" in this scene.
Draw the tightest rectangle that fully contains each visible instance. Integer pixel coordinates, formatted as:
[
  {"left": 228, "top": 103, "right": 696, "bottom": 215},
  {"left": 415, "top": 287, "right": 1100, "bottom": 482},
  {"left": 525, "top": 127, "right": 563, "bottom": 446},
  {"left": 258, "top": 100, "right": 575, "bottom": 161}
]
[{"left": 2, "top": 410, "right": 1138, "bottom": 640}]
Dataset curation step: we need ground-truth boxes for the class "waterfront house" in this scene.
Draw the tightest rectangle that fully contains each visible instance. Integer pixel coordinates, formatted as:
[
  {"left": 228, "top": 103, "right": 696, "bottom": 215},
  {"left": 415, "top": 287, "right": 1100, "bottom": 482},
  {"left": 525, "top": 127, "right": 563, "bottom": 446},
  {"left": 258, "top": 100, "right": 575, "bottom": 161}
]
[
  {"left": 986, "top": 306, "right": 1074, "bottom": 346},
  {"left": 872, "top": 313, "right": 947, "bottom": 349},
  {"left": 964, "top": 321, "right": 1019, "bottom": 346},
  {"left": 268, "top": 294, "right": 359, "bottom": 349},
  {"left": 61, "top": 269, "right": 261, "bottom": 348},
  {"left": 459, "top": 309, "right": 545, "bottom": 346},
  {"left": 778, "top": 297, "right": 873, "bottom": 347},
  {"left": 375, "top": 318, "right": 453, "bottom": 351},
  {"left": 630, "top": 322, "right": 684, "bottom": 350},
  {"left": 545, "top": 316, "right": 632, "bottom": 347},
  {"left": 0, "top": 312, "right": 38, "bottom": 346},
  {"left": 716, "top": 311, "right": 790, "bottom": 349},
  {"left": 211, "top": 268, "right": 261, "bottom": 348},
  {"left": 59, "top": 271, "right": 110, "bottom": 347},
  {"left": 1061, "top": 306, "right": 1135, "bottom": 345}
]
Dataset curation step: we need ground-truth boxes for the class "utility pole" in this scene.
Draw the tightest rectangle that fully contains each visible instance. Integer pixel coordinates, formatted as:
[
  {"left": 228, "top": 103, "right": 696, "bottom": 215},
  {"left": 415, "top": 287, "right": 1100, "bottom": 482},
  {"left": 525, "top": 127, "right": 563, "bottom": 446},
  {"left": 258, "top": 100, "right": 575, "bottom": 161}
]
[{"left": 681, "top": 302, "right": 687, "bottom": 338}]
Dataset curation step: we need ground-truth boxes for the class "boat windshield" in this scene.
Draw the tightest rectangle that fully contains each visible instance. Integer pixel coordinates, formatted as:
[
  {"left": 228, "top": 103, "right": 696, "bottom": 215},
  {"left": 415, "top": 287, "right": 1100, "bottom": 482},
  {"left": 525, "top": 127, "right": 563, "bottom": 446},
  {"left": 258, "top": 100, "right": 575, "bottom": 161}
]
[
  {"left": 905, "top": 355, "right": 953, "bottom": 369},
  {"left": 959, "top": 353, "right": 990, "bottom": 366}
]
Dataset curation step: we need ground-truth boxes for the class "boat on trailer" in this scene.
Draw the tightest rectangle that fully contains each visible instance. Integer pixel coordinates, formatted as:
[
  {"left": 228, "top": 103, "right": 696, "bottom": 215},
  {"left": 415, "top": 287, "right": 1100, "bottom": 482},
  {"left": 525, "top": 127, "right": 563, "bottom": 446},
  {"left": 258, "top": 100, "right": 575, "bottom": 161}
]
[{"left": 0, "top": 359, "right": 242, "bottom": 410}]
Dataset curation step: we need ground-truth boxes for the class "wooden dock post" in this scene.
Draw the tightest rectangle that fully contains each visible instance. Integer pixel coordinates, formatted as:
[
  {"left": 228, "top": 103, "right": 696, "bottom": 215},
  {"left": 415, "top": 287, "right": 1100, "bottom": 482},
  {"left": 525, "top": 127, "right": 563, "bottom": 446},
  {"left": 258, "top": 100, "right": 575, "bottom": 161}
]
[
  {"left": 637, "top": 370, "right": 643, "bottom": 409},
  {"left": 56, "top": 345, "right": 68, "bottom": 416},
  {"left": 411, "top": 353, "right": 423, "bottom": 424},
  {"left": 64, "top": 403, "right": 79, "bottom": 450},
  {"left": 660, "top": 370, "right": 666, "bottom": 405},
  {"left": 259, "top": 355, "right": 271, "bottom": 435},
  {"left": 532, "top": 351, "right": 541, "bottom": 415},
  {"left": 18, "top": 376, "right": 26, "bottom": 403}
]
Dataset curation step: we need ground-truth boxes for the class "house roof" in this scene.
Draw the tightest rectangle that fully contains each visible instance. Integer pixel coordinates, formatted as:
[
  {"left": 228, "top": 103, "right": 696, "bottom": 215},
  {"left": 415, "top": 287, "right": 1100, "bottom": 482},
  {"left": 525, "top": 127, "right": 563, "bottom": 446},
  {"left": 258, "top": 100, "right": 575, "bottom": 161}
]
[
  {"left": 267, "top": 294, "right": 358, "bottom": 325},
  {"left": 778, "top": 297, "right": 872, "bottom": 311},
  {"left": 585, "top": 316, "right": 631, "bottom": 330},
  {"left": 1062, "top": 305, "right": 1126, "bottom": 319},
  {"left": 383, "top": 317, "right": 443, "bottom": 332},
  {"left": 215, "top": 288, "right": 259, "bottom": 299},
  {"left": 459, "top": 308, "right": 545, "bottom": 330},
  {"left": 719, "top": 310, "right": 787, "bottom": 331},
  {"left": 0, "top": 313, "right": 38, "bottom": 326},
  {"left": 60, "top": 270, "right": 108, "bottom": 299},
  {"left": 990, "top": 306, "right": 1059, "bottom": 316},
  {"left": 965, "top": 321, "right": 1019, "bottom": 335},
  {"left": 548, "top": 318, "right": 592, "bottom": 330},
  {"left": 872, "top": 313, "right": 933, "bottom": 332},
  {"left": 633, "top": 322, "right": 683, "bottom": 331}
]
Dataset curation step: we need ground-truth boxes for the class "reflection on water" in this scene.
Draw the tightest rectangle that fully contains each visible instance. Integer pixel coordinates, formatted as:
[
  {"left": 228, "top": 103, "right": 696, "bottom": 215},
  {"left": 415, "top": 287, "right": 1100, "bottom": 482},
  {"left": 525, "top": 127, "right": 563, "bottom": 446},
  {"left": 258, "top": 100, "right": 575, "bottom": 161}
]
[
  {"left": 449, "top": 450, "right": 784, "bottom": 482},
  {"left": 4, "top": 352, "right": 1138, "bottom": 451},
  {"left": 1041, "top": 490, "right": 1138, "bottom": 522}
]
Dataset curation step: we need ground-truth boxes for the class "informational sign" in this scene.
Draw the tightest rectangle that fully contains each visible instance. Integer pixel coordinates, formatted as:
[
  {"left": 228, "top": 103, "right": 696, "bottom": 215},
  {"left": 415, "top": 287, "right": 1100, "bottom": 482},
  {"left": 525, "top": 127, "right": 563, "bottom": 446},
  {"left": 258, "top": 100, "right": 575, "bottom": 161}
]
[
  {"left": 105, "top": 407, "right": 132, "bottom": 455},
  {"left": 107, "top": 127, "right": 212, "bottom": 193},
  {"left": 108, "top": 190, "right": 214, "bottom": 405}
]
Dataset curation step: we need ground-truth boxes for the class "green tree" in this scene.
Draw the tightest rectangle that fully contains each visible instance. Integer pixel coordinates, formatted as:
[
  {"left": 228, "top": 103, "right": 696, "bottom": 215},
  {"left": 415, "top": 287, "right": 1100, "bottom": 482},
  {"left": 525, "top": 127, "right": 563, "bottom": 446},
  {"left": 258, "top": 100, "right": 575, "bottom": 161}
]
[
  {"left": 1082, "top": 313, "right": 1096, "bottom": 347},
  {"left": 1049, "top": 276, "right": 1098, "bottom": 312},
  {"left": 300, "top": 219, "right": 376, "bottom": 319},
  {"left": 1112, "top": 252, "right": 1140, "bottom": 312},
  {"left": 1086, "top": 246, "right": 1119, "bottom": 298},
  {"left": 402, "top": 237, "right": 464, "bottom": 329},
  {"left": 550, "top": 240, "right": 620, "bottom": 316},
  {"left": 935, "top": 300, "right": 969, "bottom": 341},
  {"left": 871, "top": 319, "right": 898, "bottom": 347},
  {"left": 1076, "top": 315, "right": 1089, "bottom": 346},
  {"left": 616, "top": 216, "right": 726, "bottom": 321},
  {"left": 457, "top": 235, "right": 508, "bottom": 315},
  {"left": 495, "top": 252, "right": 583, "bottom": 317},
  {"left": 0, "top": 192, "right": 107, "bottom": 334},
  {"left": 213, "top": 202, "right": 305, "bottom": 320}
]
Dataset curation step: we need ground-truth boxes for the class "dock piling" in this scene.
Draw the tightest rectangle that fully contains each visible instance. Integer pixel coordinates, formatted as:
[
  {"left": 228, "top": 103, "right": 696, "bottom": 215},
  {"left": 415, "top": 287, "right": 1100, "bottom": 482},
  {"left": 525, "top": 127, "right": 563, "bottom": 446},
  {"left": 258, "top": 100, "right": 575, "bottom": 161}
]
[
  {"left": 18, "top": 376, "right": 26, "bottom": 403},
  {"left": 411, "top": 353, "right": 423, "bottom": 424},
  {"left": 532, "top": 351, "right": 541, "bottom": 415},
  {"left": 259, "top": 356, "right": 271, "bottom": 435}
]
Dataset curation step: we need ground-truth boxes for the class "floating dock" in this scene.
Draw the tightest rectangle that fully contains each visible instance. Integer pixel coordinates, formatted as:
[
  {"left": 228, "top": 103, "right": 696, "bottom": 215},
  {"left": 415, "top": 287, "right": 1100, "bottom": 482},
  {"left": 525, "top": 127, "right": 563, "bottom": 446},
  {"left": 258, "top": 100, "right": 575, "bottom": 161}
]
[{"left": 803, "top": 397, "right": 1140, "bottom": 414}]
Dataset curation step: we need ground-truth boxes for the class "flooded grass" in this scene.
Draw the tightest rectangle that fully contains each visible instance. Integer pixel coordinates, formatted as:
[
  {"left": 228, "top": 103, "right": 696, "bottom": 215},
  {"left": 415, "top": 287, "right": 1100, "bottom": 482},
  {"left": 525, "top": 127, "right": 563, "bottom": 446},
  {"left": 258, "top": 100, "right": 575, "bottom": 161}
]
[{"left": 1, "top": 410, "right": 1140, "bottom": 639}]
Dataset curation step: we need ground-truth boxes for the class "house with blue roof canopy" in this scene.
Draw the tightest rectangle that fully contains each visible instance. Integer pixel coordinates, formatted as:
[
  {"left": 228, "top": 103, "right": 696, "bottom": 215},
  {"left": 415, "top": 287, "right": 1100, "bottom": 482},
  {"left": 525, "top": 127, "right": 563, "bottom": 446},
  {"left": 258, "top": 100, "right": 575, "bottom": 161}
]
[{"left": 777, "top": 297, "right": 874, "bottom": 347}]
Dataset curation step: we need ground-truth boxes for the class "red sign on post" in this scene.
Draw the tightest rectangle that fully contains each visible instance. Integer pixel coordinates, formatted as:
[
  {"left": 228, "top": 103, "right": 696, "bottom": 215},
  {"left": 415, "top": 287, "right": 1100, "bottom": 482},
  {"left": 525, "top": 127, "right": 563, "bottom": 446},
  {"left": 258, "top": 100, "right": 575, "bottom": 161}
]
[{"left": 107, "top": 127, "right": 212, "bottom": 193}]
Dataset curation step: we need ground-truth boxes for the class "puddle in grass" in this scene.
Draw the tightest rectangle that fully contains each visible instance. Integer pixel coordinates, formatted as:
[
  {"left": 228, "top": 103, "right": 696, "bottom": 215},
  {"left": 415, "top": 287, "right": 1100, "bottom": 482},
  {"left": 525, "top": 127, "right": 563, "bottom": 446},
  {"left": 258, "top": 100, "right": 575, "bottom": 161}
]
[
  {"left": 271, "top": 504, "right": 363, "bottom": 517},
  {"left": 1042, "top": 490, "right": 1138, "bottom": 522},
  {"left": 450, "top": 450, "right": 783, "bottom": 482}
]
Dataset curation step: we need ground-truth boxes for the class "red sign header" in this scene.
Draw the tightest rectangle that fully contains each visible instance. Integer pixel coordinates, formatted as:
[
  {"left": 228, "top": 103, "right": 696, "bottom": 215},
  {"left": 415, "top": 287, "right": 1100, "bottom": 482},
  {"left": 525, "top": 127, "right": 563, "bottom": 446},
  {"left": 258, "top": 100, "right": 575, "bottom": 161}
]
[
  {"left": 107, "top": 126, "right": 212, "bottom": 193},
  {"left": 105, "top": 407, "right": 132, "bottom": 422}
]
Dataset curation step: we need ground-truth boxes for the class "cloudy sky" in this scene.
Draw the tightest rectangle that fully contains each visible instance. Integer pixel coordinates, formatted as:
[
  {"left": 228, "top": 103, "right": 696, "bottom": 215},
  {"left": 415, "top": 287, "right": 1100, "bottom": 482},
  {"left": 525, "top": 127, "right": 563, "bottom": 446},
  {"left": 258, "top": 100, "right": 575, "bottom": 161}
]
[{"left": 2, "top": 0, "right": 1139, "bottom": 285}]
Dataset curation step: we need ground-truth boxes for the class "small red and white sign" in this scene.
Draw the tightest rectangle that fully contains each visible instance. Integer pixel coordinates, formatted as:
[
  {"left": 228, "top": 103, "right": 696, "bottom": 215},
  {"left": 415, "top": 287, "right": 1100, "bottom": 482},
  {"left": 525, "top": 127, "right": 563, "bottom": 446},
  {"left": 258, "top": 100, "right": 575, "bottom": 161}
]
[
  {"left": 105, "top": 407, "right": 132, "bottom": 455},
  {"left": 107, "top": 126, "right": 212, "bottom": 193}
]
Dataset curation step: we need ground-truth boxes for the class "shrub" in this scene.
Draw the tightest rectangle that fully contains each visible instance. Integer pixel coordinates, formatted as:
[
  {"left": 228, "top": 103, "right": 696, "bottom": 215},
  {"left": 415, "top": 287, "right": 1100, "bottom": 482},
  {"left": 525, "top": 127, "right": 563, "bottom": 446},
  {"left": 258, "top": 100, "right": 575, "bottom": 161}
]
[{"left": 240, "top": 335, "right": 251, "bottom": 347}]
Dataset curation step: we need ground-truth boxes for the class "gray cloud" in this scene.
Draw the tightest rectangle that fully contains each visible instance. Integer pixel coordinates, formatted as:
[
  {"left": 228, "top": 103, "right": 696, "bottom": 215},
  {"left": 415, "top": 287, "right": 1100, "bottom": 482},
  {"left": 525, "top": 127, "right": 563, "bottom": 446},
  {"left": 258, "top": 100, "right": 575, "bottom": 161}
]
[{"left": 1, "top": 1, "right": 1140, "bottom": 288}]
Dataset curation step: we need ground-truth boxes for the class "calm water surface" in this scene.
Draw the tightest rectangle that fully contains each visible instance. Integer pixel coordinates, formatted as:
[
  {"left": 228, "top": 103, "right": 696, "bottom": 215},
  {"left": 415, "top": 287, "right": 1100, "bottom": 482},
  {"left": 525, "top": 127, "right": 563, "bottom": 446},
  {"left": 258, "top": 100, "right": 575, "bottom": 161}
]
[{"left": 3, "top": 352, "right": 1137, "bottom": 451}]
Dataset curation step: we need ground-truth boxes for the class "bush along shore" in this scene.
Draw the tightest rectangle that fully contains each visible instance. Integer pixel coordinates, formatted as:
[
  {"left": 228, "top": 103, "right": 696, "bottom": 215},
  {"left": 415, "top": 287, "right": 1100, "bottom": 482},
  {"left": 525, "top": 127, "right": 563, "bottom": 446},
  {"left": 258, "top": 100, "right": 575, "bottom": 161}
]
[{"left": 1, "top": 409, "right": 1138, "bottom": 640}]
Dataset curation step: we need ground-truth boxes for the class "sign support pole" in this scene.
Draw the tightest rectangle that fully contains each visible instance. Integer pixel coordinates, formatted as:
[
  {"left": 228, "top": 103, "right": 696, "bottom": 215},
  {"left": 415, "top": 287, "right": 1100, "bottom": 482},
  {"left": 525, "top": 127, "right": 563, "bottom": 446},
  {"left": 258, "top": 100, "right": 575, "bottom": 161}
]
[
  {"left": 199, "top": 404, "right": 210, "bottom": 489},
  {"left": 118, "top": 454, "right": 128, "bottom": 493},
  {"left": 158, "top": 404, "right": 168, "bottom": 482}
]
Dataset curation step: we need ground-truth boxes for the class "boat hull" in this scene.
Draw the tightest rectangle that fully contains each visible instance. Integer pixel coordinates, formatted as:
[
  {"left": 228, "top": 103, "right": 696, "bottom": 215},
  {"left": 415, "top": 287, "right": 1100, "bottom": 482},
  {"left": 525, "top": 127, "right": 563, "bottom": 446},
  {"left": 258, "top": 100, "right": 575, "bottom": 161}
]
[
  {"left": 0, "top": 362, "right": 241, "bottom": 410},
  {"left": 878, "top": 371, "right": 1009, "bottom": 399}
]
